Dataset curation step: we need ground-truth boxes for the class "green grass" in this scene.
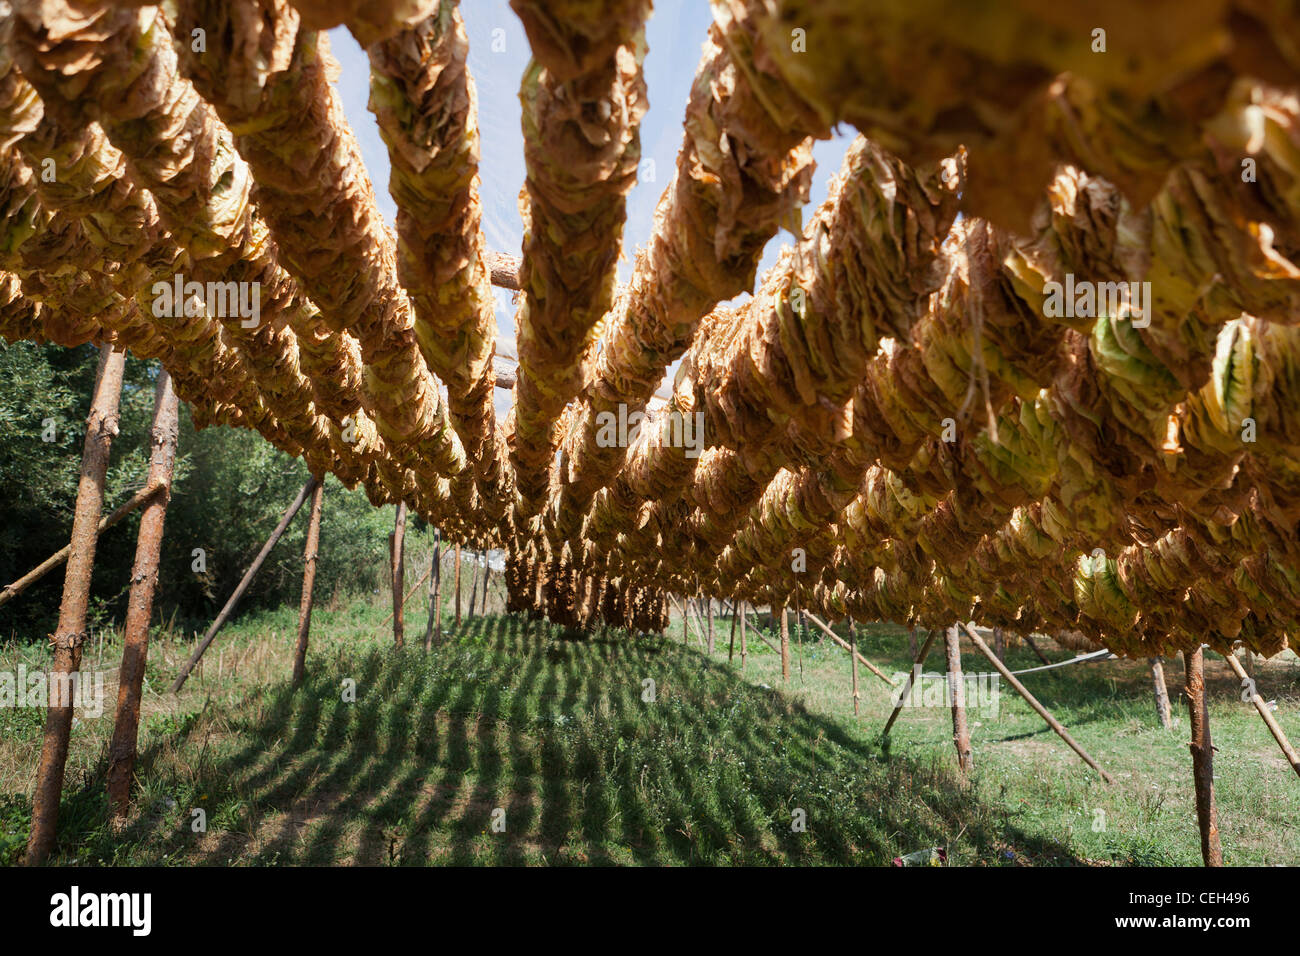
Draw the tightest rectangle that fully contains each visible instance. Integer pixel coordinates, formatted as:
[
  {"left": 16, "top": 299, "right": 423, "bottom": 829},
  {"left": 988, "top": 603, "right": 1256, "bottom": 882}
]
[
  {"left": 2, "top": 592, "right": 1298, "bottom": 865},
  {"left": 713, "top": 613, "right": 1300, "bottom": 866}
]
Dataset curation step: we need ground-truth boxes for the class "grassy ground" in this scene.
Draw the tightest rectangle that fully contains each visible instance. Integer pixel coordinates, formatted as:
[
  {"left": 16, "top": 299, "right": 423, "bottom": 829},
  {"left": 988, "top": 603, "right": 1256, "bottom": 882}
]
[{"left": 2, "top": 587, "right": 1298, "bottom": 865}]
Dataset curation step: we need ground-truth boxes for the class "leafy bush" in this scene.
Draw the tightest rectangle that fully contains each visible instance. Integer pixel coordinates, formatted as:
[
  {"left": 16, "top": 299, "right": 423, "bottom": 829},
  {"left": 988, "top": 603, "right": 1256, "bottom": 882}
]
[
  {"left": 0, "top": 794, "right": 31, "bottom": 866},
  {"left": 0, "top": 343, "right": 399, "bottom": 643}
]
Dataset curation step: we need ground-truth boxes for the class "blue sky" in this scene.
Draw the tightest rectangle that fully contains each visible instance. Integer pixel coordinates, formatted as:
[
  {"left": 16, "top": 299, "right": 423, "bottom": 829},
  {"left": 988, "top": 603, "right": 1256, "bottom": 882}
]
[{"left": 327, "top": 1, "right": 850, "bottom": 403}]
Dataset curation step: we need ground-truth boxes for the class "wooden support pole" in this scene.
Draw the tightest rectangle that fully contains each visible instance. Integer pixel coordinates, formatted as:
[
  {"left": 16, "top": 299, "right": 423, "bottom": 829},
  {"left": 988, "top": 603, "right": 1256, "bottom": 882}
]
[
  {"left": 0, "top": 482, "right": 164, "bottom": 609},
  {"left": 375, "top": 564, "right": 433, "bottom": 633},
  {"left": 944, "top": 625, "right": 973, "bottom": 774},
  {"left": 961, "top": 623, "right": 1114, "bottom": 784},
  {"left": 1223, "top": 650, "right": 1300, "bottom": 780},
  {"left": 1149, "top": 657, "right": 1173, "bottom": 730},
  {"left": 107, "top": 370, "right": 180, "bottom": 818},
  {"left": 481, "top": 553, "right": 491, "bottom": 615},
  {"left": 1184, "top": 646, "right": 1223, "bottom": 866},
  {"left": 907, "top": 627, "right": 918, "bottom": 660},
  {"left": 739, "top": 601, "right": 748, "bottom": 671},
  {"left": 778, "top": 604, "right": 790, "bottom": 681},
  {"left": 690, "top": 599, "right": 707, "bottom": 649},
  {"left": 26, "top": 345, "right": 126, "bottom": 865},
  {"left": 993, "top": 626, "right": 1005, "bottom": 663},
  {"left": 485, "top": 250, "right": 522, "bottom": 290},
  {"left": 727, "top": 604, "right": 738, "bottom": 662},
  {"left": 466, "top": 551, "right": 481, "bottom": 619},
  {"left": 1023, "top": 634, "right": 1051, "bottom": 665},
  {"left": 171, "top": 475, "right": 318, "bottom": 693},
  {"left": 849, "top": 620, "right": 860, "bottom": 717},
  {"left": 804, "top": 610, "right": 897, "bottom": 687},
  {"left": 290, "top": 478, "right": 325, "bottom": 688},
  {"left": 794, "top": 599, "right": 805, "bottom": 680},
  {"left": 424, "top": 528, "right": 442, "bottom": 650},
  {"left": 453, "top": 543, "right": 462, "bottom": 630},
  {"left": 670, "top": 595, "right": 702, "bottom": 648},
  {"left": 706, "top": 598, "right": 715, "bottom": 655},
  {"left": 883, "top": 629, "right": 939, "bottom": 738},
  {"left": 391, "top": 501, "right": 407, "bottom": 648}
]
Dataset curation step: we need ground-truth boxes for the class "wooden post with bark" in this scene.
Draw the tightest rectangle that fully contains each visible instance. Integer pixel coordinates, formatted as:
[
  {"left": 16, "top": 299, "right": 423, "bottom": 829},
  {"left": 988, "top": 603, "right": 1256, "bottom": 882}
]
[
  {"left": 739, "top": 601, "right": 748, "bottom": 671},
  {"left": 1149, "top": 657, "right": 1173, "bottom": 730},
  {"left": 291, "top": 478, "right": 325, "bottom": 688},
  {"left": 849, "top": 620, "right": 860, "bottom": 716},
  {"left": 670, "top": 595, "right": 698, "bottom": 647},
  {"left": 171, "top": 476, "right": 318, "bottom": 693},
  {"left": 944, "top": 625, "right": 973, "bottom": 774},
  {"left": 727, "top": 604, "right": 738, "bottom": 662},
  {"left": 106, "top": 370, "right": 180, "bottom": 818},
  {"left": 778, "top": 604, "right": 790, "bottom": 681},
  {"left": 962, "top": 623, "right": 1115, "bottom": 783},
  {"left": 1023, "top": 635, "right": 1051, "bottom": 665},
  {"left": 1222, "top": 650, "right": 1300, "bottom": 779},
  {"left": 706, "top": 598, "right": 715, "bottom": 654},
  {"left": 26, "top": 346, "right": 126, "bottom": 865},
  {"left": 466, "top": 551, "right": 481, "bottom": 618},
  {"left": 453, "top": 543, "right": 462, "bottom": 630},
  {"left": 1184, "top": 646, "right": 1223, "bottom": 866},
  {"left": 794, "top": 599, "right": 806, "bottom": 680},
  {"left": 391, "top": 501, "right": 407, "bottom": 648},
  {"left": 883, "top": 629, "right": 940, "bottom": 738},
  {"left": 375, "top": 565, "right": 433, "bottom": 634},
  {"left": 992, "top": 626, "right": 1005, "bottom": 662},
  {"left": 424, "top": 528, "right": 442, "bottom": 650}
]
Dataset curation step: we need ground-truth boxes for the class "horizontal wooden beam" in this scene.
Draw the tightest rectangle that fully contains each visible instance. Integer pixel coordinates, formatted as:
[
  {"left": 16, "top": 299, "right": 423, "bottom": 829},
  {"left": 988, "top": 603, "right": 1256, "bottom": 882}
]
[
  {"left": 486, "top": 250, "right": 521, "bottom": 291},
  {"left": 492, "top": 355, "right": 516, "bottom": 390}
]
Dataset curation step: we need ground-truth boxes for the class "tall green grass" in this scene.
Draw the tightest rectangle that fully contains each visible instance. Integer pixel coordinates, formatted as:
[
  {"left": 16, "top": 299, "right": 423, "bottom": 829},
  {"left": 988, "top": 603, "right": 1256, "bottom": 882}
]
[{"left": 2, "top": 596, "right": 1297, "bottom": 865}]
